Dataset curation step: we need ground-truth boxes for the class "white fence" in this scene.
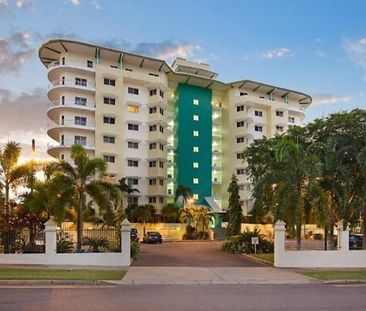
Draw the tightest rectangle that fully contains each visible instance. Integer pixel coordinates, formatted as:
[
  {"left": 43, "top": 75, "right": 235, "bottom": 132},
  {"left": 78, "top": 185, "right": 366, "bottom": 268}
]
[
  {"left": 0, "top": 218, "right": 131, "bottom": 267},
  {"left": 274, "top": 220, "right": 366, "bottom": 268}
]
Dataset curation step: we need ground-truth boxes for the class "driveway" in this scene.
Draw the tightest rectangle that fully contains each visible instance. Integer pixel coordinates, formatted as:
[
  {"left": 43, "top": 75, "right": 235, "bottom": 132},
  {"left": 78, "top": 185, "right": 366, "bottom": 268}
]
[{"left": 133, "top": 241, "right": 265, "bottom": 267}]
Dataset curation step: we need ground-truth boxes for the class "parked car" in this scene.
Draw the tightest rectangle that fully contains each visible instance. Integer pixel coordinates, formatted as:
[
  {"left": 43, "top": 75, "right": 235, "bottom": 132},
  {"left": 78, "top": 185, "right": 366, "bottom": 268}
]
[
  {"left": 131, "top": 228, "right": 139, "bottom": 242},
  {"left": 143, "top": 232, "right": 162, "bottom": 244},
  {"left": 349, "top": 234, "right": 363, "bottom": 250}
]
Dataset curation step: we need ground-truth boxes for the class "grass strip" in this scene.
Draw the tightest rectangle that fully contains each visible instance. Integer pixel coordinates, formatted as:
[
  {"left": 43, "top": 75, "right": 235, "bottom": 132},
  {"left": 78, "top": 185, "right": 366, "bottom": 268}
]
[
  {"left": 249, "top": 253, "right": 274, "bottom": 264},
  {"left": 0, "top": 268, "right": 125, "bottom": 280},
  {"left": 302, "top": 270, "right": 366, "bottom": 280}
]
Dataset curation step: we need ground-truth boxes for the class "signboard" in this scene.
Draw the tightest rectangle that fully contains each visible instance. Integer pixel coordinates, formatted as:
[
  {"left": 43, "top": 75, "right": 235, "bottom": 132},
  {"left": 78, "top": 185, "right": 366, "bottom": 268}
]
[{"left": 251, "top": 237, "right": 259, "bottom": 245}]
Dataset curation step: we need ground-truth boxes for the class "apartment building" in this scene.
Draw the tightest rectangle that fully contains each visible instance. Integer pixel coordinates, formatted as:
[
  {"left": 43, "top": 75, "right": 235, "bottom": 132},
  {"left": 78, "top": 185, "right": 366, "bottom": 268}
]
[{"left": 39, "top": 39, "right": 311, "bottom": 214}]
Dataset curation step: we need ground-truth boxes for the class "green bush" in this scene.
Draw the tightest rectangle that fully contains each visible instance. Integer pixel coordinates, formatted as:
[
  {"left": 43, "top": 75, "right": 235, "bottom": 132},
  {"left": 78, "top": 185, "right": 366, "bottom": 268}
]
[
  {"left": 57, "top": 238, "right": 74, "bottom": 253},
  {"left": 130, "top": 241, "right": 140, "bottom": 260},
  {"left": 222, "top": 229, "right": 274, "bottom": 254},
  {"left": 183, "top": 225, "right": 196, "bottom": 240}
]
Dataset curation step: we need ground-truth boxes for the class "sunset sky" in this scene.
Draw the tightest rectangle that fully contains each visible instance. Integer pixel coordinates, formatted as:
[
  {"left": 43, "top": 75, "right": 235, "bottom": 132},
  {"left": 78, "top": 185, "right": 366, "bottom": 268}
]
[{"left": 0, "top": 0, "right": 365, "bottom": 160}]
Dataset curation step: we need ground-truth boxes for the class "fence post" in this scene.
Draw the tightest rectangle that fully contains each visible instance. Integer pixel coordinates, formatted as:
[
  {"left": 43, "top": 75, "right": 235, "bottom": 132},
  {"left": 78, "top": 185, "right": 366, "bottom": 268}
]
[
  {"left": 44, "top": 217, "right": 57, "bottom": 255},
  {"left": 337, "top": 220, "right": 349, "bottom": 252},
  {"left": 121, "top": 219, "right": 131, "bottom": 263},
  {"left": 274, "top": 220, "right": 286, "bottom": 267}
]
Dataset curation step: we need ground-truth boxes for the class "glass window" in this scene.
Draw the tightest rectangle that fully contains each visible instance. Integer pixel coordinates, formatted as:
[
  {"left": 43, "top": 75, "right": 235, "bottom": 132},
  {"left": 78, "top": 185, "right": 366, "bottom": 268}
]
[
  {"left": 237, "top": 136, "right": 244, "bottom": 143},
  {"left": 193, "top": 162, "right": 199, "bottom": 168},
  {"left": 128, "top": 123, "right": 139, "bottom": 131},
  {"left": 193, "top": 130, "right": 199, "bottom": 137},
  {"left": 103, "top": 117, "right": 115, "bottom": 124},
  {"left": 127, "top": 160, "right": 138, "bottom": 167},
  {"left": 74, "top": 136, "right": 87, "bottom": 146},
  {"left": 193, "top": 146, "right": 199, "bottom": 152},
  {"left": 255, "top": 125, "right": 263, "bottom": 132},
  {"left": 193, "top": 99, "right": 199, "bottom": 106},
  {"left": 104, "top": 155, "right": 115, "bottom": 163},
  {"left": 193, "top": 194, "right": 199, "bottom": 200},
  {"left": 75, "top": 116, "right": 87, "bottom": 126},
  {"left": 276, "top": 111, "right": 284, "bottom": 117},
  {"left": 87, "top": 60, "right": 93, "bottom": 68},
  {"left": 104, "top": 78, "right": 115, "bottom": 86},
  {"left": 237, "top": 105, "right": 244, "bottom": 112},
  {"left": 236, "top": 121, "right": 244, "bottom": 128},
  {"left": 128, "top": 87, "right": 139, "bottom": 95},
  {"left": 255, "top": 110, "right": 263, "bottom": 117},
  {"left": 193, "top": 115, "right": 199, "bottom": 121},
  {"left": 103, "top": 136, "right": 115, "bottom": 144},
  {"left": 193, "top": 178, "right": 199, "bottom": 184},
  {"left": 128, "top": 141, "right": 139, "bottom": 149},
  {"left": 128, "top": 105, "right": 139, "bottom": 113},
  {"left": 75, "top": 97, "right": 87, "bottom": 106},
  {"left": 103, "top": 97, "right": 115, "bottom": 105}
]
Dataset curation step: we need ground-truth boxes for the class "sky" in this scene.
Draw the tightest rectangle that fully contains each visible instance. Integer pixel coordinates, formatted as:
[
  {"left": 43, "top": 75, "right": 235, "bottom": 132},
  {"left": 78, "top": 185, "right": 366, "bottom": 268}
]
[{"left": 0, "top": 0, "right": 365, "bottom": 160}]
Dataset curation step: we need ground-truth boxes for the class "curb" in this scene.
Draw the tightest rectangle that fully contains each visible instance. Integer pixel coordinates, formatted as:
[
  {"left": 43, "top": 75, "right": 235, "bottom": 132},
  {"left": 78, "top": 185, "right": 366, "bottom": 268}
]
[
  {"left": 242, "top": 254, "right": 273, "bottom": 266},
  {"left": 0, "top": 280, "right": 114, "bottom": 286},
  {"left": 322, "top": 279, "right": 366, "bottom": 285}
]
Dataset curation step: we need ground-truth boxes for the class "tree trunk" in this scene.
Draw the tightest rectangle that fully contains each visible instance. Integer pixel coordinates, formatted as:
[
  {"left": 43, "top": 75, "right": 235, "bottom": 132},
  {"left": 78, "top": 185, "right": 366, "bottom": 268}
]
[
  {"left": 296, "top": 222, "right": 302, "bottom": 251},
  {"left": 76, "top": 193, "right": 84, "bottom": 252},
  {"left": 324, "top": 225, "right": 328, "bottom": 251},
  {"left": 4, "top": 184, "right": 9, "bottom": 217},
  {"left": 363, "top": 205, "right": 366, "bottom": 250},
  {"left": 328, "top": 213, "right": 335, "bottom": 250}
]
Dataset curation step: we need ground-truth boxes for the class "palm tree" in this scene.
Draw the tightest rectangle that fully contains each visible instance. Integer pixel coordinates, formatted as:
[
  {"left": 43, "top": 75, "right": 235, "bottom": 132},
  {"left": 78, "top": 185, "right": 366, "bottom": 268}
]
[
  {"left": 117, "top": 177, "right": 139, "bottom": 213},
  {"left": 0, "top": 142, "right": 21, "bottom": 217},
  {"left": 161, "top": 203, "right": 180, "bottom": 223},
  {"left": 174, "top": 184, "right": 192, "bottom": 207},
  {"left": 179, "top": 206, "right": 195, "bottom": 227},
  {"left": 134, "top": 204, "right": 156, "bottom": 235},
  {"left": 57, "top": 144, "right": 112, "bottom": 252},
  {"left": 194, "top": 207, "right": 210, "bottom": 235}
]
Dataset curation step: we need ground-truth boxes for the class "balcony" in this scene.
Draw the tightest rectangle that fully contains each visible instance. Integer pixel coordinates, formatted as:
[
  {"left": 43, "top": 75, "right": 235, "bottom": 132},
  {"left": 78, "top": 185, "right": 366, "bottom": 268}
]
[
  {"left": 288, "top": 105, "right": 306, "bottom": 116},
  {"left": 47, "top": 141, "right": 95, "bottom": 157},
  {"left": 47, "top": 100, "right": 96, "bottom": 120},
  {"left": 48, "top": 79, "right": 96, "bottom": 100},
  {"left": 47, "top": 60, "right": 95, "bottom": 81},
  {"left": 47, "top": 119, "right": 95, "bottom": 140}
]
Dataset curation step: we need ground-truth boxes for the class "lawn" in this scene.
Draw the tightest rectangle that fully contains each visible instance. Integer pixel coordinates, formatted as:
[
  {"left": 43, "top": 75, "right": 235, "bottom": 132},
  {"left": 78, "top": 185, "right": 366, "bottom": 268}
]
[
  {"left": 302, "top": 270, "right": 366, "bottom": 280},
  {"left": 0, "top": 268, "right": 126, "bottom": 280},
  {"left": 249, "top": 253, "right": 274, "bottom": 264}
]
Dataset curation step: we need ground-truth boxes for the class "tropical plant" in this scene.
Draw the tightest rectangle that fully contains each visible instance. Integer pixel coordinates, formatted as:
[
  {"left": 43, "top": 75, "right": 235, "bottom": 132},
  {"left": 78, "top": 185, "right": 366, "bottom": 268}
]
[
  {"left": 82, "top": 236, "right": 110, "bottom": 253},
  {"left": 116, "top": 177, "right": 139, "bottom": 213},
  {"left": 226, "top": 174, "right": 242, "bottom": 238},
  {"left": 161, "top": 203, "right": 180, "bottom": 223},
  {"left": 174, "top": 184, "right": 192, "bottom": 206},
  {"left": 130, "top": 241, "right": 140, "bottom": 260},
  {"left": 57, "top": 238, "right": 74, "bottom": 253}
]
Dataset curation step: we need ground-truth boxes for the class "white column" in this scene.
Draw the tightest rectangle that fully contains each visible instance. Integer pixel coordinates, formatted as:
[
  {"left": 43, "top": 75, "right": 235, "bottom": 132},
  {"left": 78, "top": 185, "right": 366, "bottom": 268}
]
[
  {"left": 338, "top": 220, "right": 349, "bottom": 252},
  {"left": 274, "top": 220, "right": 286, "bottom": 267},
  {"left": 44, "top": 216, "right": 57, "bottom": 255},
  {"left": 121, "top": 219, "right": 131, "bottom": 264}
]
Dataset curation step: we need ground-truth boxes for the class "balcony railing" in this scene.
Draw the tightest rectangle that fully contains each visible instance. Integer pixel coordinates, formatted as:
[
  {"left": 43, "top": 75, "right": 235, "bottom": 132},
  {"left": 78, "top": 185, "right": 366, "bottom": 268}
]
[
  {"left": 48, "top": 141, "right": 95, "bottom": 150},
  {"left": 48, "top": 79, "right": 96, "bottom": 91},
  {"left": 48, "top": 119, "right": 95, "bottom": 131},
  {"left": 48, "top": 100, "right": 96, "bottom": 111},
  {"left": 48, "top": 60, "right": 96, "bottom": 72}
]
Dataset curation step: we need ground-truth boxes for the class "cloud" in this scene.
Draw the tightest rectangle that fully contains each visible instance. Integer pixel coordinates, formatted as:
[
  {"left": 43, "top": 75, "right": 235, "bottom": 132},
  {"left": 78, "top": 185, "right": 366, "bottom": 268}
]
[
  {"left": 69, "top": 0, "right": 80, "bottom": 6},
  {"left": 312, "top": 94, "right": 351, "bottom": 105},
  {"left": 15, "top": 0, "right": 33, "bottom": 8},
  {"left": 93, "top": 1, "right": 100, "bottom": 10},
  {"left": 0, "top": 32, "right": 34, "bottom": 73},
  {"left": 261, "top": 48, "right": 292, "bottom": 59},
  {"left": 0, "top": 0, "right": 8, "bottom": 8},
  {"left": 134, "top": 41, "right": 201, "bottom": 60},
  {"left": 343, "top": 36, "right": 366, "bottom": 69}
]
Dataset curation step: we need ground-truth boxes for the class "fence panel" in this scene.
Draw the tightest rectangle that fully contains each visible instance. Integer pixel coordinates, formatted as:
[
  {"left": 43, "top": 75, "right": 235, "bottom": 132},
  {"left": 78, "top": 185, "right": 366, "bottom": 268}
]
[{"left": 0, "top": 229, "right": 45, "bottom": 254}]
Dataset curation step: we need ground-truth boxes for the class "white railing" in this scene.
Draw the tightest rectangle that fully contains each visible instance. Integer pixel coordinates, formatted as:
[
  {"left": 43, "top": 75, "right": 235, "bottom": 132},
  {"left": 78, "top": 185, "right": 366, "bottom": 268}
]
[
  {"left": 48, "top": 79, "right": 96, "bottom": 90},
  {"left": 48, "top": 100, "right": 96, "bottom": 111},
  {"left": 48, "top": 141, "right": 95, "bottom": 150},
  {"left": 48, "top": 60, "right": 95, "bottom": 72},
  {"left": 48, "top": 119, "right": 95, "bottom": 130}
]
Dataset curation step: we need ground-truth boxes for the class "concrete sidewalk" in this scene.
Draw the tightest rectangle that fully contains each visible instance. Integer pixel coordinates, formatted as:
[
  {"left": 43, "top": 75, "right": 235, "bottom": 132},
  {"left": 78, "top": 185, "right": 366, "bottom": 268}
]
[{"left": 116, "top": 267, "right": 316, "bottom": 285}]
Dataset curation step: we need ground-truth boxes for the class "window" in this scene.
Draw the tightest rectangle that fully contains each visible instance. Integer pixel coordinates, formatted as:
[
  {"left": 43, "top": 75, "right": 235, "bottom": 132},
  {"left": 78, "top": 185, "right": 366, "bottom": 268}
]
[
  {"left": 160, "top": 90, "right": 164, "bottom": 98},
  {"left": 104, "top": 155, "right": 115, "bottom": 163},
  {"left": 237, "top": 169, "right": 244, "bottom": 175},
  {"left": 128, "top": 105, "right": 139, "bottom": 113},
  {"left": 150, "top": 89, "right": 157, "bottom": 96},
  {"left": 193, "top": 114, "right": 199, "bottom": 121},
  {"left": 127, "top": 178, "right": 138, "bottom": 186},
  {"left": 237, "top": 136, "right": 245, "bottom": 143},
  {"left": 75, "top": 116, "right": 87, "bottom": 126},
  {"left": 193, "top": 130, "right": 199, "bottom": 137},
  {"left": 159, "top": 179, "right": 164, "bottom": 186},
  {"left": 60, "top": 154, "right": 65, "bottom": 160},
  {"left": 128, "top": 87, "right": 139, "bottom": 95},
  {"left": 160, "top": 108, "right": 164, "bottom": 115},
  {"left": 240, "top": 92, "right": 248, "bottom": 96},
  {"left": 193, "top": 162, "right": 199, "bottom": 168},
  {"left": 193, "top": 99, "right": 199, "bottom": 106},
  {"left": 74, "top": 136, "right": 87, "bottom": 146},
  {"left": 236, "top": 121, "right": 244, "bottom": 128},
  {"left": 128, "top": 141, "right": 139, "bottom": 149},
  {"left": 87, "top": 60, "right": 93, "bottom": 68},
  {"left": 237, "top": 153, "right": 244, "bottom": 160},
  {"left": 149, "top": 107, "right": 157, "bottom": 114},
  {"left": 128, "top": 123, "right": 139, "bottom": 131},
  {"left": 127, "top": 160, "right": 138, "bottom": 167},
  {"left": 149, "top": 161, "right": 157, "bottom": 168},
  {"left": 103, "top": 136, "right": 115, "bottom": 144},
  {"left": 159, "top": 126, "right": 164, "bottom": 133},
  {"left": 159, "top": 197, "right": 164, "bottom": 204},
  {"left": 237, "top": 105, "right": 244, "bottom": 112},
  {"left": 255, "top": 125, "right": 263, "bottom": 132},
  {"left": 149, "top": 72, "right": 159, "bottom": 77},
  {"left": 193, "top": 194, "right": 199, "bottom": 200},
  {"left": 193, "top": 178, "right": 199, "bottom": 184},
  {"left": 149, "top": 179, "right": 157, "bottom": 186},
  {"left": 125, "top": 68, "right": 133, "bottom": 72},
  {"left": 75, "top": 78, "right": 87, "bottom": 86},
  {"left": 149, "top": 197, "right": 157, "bottom": 204},
  {"left": 276, "top": 111, "right": 284, "bottom": 117},
  {"left": 193, "top": 146, "right": 199, "bottom": 153},
  {"left": 61, "top": 96, "right": 65, "bottom": 105},
  {"left": 159, "top": 144, "right": 164, "bottom": 151},
  {"left": 255, "top": 110, "right": 263, "bottom": 117},
  {"left": 149, "top": 143, "right": 157, "bottom": 150},
  {"left": 61, "top": 57, "right": 65, "bottom": 65},
  {"left": 276, "top": 126, "right": 284, "bottom": 132},
  {"left": 288, "top": 117, "right": 295, "bottom": 123},
  {"left": 149, "top": 125, "right": 157, "bottom": 132},
  {"left": 104, "top": 97, "right": 115, "bottom": 105},
  {"left": 103, "top": 116, "right": 115, "bottom": 124},
  {"left": 127, "top": 196, "right": 138, "bottom": 205},
  {"left": 104, "top": 78, "right": 115, "bottom": 86},
  {"left": 75, "top": 97, "right": 87, "bottom": 106},
  {"left": 159, "top": 161, "right": 164, "bottom": 168}
]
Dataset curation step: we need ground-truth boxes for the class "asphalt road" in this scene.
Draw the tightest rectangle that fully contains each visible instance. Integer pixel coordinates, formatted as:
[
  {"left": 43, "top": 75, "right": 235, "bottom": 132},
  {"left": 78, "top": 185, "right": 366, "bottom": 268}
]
[
  {"left": 133, "top": 241, "right": 265, "bottom": 267},
  {"left": 1, "top": 284, "right": 366, "bottom": 310}
]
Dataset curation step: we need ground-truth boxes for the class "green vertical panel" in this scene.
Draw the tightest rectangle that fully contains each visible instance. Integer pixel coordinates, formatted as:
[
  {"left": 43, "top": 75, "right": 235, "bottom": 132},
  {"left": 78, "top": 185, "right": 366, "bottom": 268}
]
[{"left": 176, "top": 83, "right": 212, "bottom": 205}]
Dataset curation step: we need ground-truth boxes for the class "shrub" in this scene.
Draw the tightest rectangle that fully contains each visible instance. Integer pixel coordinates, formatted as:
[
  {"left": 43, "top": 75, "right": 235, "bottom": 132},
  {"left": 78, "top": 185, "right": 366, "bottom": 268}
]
[
  {"left": 130, "top": 241, "right": 140, "bottom": 260},
  {"left": 222, "top": 229, "right": 274, "bottom": 254},
  {"left": 82, "top": 236, "right": 109, "bottom": 253},
  {"left": 57, "top": 238, "right": 74, "bottom": 253},
  {"left": 196, "top": 231, "right": 209, "bottom": 240},
  {"left": 183, "top": 225, "right": 196, "bottom": 240}
]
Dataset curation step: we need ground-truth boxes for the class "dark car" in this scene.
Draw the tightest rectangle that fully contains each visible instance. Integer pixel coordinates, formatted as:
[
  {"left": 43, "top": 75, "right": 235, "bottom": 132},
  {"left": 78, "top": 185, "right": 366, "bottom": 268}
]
[
  {"left": 131, "top": 228, "right": 139, "bottom": 242},
  {"left": 143, "top": 232, "right": 162, "bottom": 244},
  {"left": 349, "top": 234, "right": 363, "bottom": 250}
]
